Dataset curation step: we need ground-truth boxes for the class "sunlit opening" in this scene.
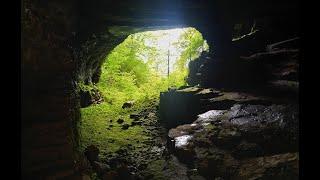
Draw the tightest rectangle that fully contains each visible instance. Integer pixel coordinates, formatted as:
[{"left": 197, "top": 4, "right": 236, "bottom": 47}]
[
  {"left": 139, "top": 28, "right": 209, "bottom": 77},
  {"left": 80, "top": 27, "right": 209, "bottom": 156},
  {"left": 98, "top": 27, "right": 209, "bottom": 105},
  {"left": 102, "top": 27, "right": 209, "bottom": 97}
]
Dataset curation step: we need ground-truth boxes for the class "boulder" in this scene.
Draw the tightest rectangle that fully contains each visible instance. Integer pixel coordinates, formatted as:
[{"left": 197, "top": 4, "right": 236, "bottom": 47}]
[
  {"left": 117, "top": 119, "right": 124, "bottom": 124},
  {"left": 122, "top": 101, "right": 134, "bottom": 109},
  {"left": 168, "top": 124, "right": 201, "bottom": 165},
  {"left": 165, "top": 101, "right": 298, "bottom": 179},
  {"left": 159, "top": 89, "right": 201, "bottom": 128}
]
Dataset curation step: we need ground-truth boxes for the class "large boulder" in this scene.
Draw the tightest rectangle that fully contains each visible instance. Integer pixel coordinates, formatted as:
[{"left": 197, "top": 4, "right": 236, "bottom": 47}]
[{"left": 167, "top": 102, "right": 298, "bottom": 179}]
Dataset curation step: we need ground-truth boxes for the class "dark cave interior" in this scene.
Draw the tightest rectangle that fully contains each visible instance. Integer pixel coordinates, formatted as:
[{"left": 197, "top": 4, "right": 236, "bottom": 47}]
[{"left": 21, "top": 0, "right": 299, "bottom": 179}]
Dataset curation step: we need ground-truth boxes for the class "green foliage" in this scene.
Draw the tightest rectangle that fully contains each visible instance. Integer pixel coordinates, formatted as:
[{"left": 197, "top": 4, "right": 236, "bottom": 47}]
[
  {"left": 168, "top": 28, "right": 209, "bottom": 87},
  {"left": 173, "top": 28, "right": 209, "bottom": 71},
  {"left": 79, "top": 27, "right": 209, "bottom": 155},
  {"left": 80, "top": 102, "right": 148, "bottom": 155},
  {"left": 78, "top": 82, "right": 94, "bottom": 92}
]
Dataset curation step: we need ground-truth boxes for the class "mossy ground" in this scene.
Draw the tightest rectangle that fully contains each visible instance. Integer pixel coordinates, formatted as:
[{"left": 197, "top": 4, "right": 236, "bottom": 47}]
[{"left": 79, "top": 101, "right": 152, "bottom": 156}]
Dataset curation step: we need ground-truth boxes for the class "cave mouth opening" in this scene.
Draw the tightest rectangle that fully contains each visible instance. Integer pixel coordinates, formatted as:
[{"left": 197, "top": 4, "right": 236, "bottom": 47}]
[
  {"left": 79, "top": 27, "right": 209, "bottom": 157},
  {"left": 99, "top": 27, "right": 209, "bottom": 105}
]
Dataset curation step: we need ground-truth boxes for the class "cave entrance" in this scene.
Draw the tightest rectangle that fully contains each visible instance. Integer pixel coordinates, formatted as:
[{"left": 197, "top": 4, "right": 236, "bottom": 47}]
[
  {"left": 79, "top": 27, "right": 209, "bottom": 163},
  {"left": 99, "top": 27, "right": 209, "bottom": 104}
]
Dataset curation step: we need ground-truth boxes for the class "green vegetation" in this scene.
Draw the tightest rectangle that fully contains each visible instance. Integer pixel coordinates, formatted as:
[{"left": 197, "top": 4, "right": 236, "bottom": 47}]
[
  {"left": 80, "top": 103, "right": 148, "bottom": 155},
  {"left": 80, "top": 27, "right": 209, "bottom": 156}
]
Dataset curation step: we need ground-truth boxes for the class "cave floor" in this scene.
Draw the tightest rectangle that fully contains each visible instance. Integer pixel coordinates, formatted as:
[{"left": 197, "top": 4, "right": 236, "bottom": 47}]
[
  {"left": 80, "top": 85, "right": 298, "bottom": 180},
  {"left": 80, "top": 99, "right": 197, "bottom": 179}
]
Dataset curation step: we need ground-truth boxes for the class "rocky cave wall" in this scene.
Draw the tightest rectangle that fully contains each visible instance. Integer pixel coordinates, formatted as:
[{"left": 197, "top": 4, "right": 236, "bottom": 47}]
[
  {"left": 21, "top": 0, "right": 81, "bottom": 178},
  {"left": 75, "top": 0, "right": 300, "bottom": 88},
  {"left": 76, "top": 0, "right": 300, "bottom": 104}
]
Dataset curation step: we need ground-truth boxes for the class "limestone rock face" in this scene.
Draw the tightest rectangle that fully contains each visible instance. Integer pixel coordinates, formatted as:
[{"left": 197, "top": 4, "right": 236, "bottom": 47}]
[
  {"left": 167, "top": 86, "right": 298, "bottom": 179},
  {"left": 188, "top": 37, "right": 299, "bottom": 93}
]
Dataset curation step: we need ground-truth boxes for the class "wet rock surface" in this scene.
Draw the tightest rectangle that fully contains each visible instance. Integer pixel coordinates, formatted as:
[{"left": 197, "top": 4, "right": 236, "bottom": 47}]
[{"left": 166, "top": 87, "right": 298, "bottom": 179}]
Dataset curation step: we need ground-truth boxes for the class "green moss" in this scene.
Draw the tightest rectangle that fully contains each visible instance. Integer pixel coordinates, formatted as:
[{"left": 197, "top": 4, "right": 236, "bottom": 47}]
[
  {"left": 77, "top": 82, "right": 99, "bottom": 95},
  {"left": 80, "top": 102, "right": 150, "bottom": 155}
]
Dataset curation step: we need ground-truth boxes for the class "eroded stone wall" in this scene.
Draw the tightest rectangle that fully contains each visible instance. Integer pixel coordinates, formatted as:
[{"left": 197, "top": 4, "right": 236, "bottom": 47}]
[{"left": 21, "top": 0, "right": 81, "bottom": 179}]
